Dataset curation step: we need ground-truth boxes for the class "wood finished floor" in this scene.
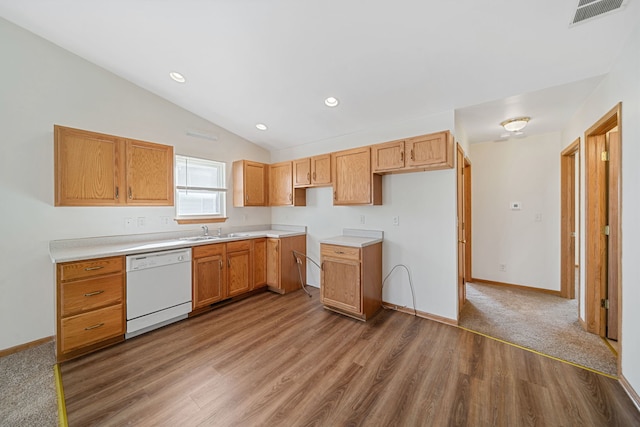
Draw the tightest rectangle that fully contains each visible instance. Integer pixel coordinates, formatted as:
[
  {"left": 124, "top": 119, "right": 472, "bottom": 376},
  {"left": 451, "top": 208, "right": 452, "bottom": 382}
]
[{"left": 61, "top": 288, "right": 640, "bottom": 426}]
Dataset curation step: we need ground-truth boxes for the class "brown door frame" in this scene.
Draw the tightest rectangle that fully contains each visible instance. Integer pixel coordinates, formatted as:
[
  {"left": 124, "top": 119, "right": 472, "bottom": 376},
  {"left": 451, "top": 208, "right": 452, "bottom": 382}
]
[
  {"left": 457, "top": 144, "right": 472, "bottom": 315},
  {"left": 584, "top": 103, "right": 622, "bottom": 342},
  {"left": 560, "top": 139, "right": 580, "bottom": 299}
]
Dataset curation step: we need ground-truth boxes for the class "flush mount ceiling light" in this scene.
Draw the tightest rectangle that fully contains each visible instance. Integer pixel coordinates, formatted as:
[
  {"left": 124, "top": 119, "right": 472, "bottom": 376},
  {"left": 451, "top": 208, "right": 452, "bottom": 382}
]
[
  {"left": 255, "top": 123, "right": 268, "bottom": 131},
  {"left": 324, "top": 96, "right": 339, "bottom": 107},
  {"left": 169, "top": 71, "right": 186, "bottom": 83},
  {"left": 500, "top": 116, "right": 530, "bottom": 132}
]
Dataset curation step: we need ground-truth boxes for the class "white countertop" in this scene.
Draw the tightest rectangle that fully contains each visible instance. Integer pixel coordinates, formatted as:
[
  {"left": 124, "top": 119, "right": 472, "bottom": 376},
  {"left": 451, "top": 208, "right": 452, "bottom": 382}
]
[
  {"left": 320, "top": 228, "right": 384, "bottom": 248},
  {"left": 49, "top": 225, "right": 306, "bottom": 263}
]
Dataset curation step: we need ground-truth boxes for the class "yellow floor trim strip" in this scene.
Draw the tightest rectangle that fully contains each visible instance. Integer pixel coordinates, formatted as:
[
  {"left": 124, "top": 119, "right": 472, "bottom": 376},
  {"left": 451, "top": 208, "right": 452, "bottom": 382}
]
[
  {"left": 457, "top": 325, "right": 618, "bottom": 380},
  {"left": 54, "top": 364, "right": 68, "bottom": 427},
  {"left": 601, "top": 336, "right": 619, "bottom": 356}
]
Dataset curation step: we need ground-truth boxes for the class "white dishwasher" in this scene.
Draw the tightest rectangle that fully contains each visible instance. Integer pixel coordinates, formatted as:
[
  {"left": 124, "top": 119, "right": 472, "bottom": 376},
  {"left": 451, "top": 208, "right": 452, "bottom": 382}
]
[{"left": 125, "top": 248, "right": 192, "bottom": 339}]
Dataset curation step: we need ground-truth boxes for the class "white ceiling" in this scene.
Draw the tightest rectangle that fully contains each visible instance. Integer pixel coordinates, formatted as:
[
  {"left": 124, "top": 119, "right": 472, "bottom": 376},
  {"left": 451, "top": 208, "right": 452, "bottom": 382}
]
[{"left": 1, "top": 1, "right": 638, "bottom": 150}]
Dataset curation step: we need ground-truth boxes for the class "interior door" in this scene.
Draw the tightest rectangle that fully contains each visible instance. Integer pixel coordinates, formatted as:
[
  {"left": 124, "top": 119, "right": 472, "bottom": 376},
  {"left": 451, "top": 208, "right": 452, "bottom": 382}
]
[{"left": 607, "top": 130, "right": 620, "bottom": 340}]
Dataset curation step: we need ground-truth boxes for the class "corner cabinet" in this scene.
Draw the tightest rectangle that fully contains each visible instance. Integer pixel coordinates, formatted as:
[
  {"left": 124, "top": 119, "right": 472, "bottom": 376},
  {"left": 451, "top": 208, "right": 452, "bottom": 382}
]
[
  {"left": 332, "top": 147, "right": 382, "bottom": 205},
  {"left": 54, "top": 125, "right": 174, "bottom": 206},
  {"left": 56, "top": 256, "right": 126, "bottom": 362},
  {"left": 372, "top": 130, "right": 454, "bottom": 174},
  {"left": 266, "top": 235, "right": 306, "bottom": 294},
  {"left": 232, "top": 160, "right": 268, "bottom": 207},
  {"left": 320, "top": 242, "right": 382, "bottom": 321},
  {"left": 269, "top": 161, "right": 306, "bottom": 206}
]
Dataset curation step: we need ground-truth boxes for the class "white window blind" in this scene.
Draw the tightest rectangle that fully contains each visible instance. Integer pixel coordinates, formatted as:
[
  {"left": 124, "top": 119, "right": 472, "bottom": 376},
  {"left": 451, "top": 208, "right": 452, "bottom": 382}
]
[{"left": 175, "top": 155, "right": 226, "bottom": 218}]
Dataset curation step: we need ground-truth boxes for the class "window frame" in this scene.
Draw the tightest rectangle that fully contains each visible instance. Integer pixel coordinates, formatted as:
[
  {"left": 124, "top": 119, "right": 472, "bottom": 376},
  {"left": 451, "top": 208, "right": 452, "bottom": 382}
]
[{"left": 174, "top": 154, "right": 228, "bottom": 224}]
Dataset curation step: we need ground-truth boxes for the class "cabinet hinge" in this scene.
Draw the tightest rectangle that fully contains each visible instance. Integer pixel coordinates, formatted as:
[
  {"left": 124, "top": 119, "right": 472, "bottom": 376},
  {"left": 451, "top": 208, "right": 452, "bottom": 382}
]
[
  {"left": 602, "top": 225, "right": 610, "bottom": 236},
  {"left": 601, "top": 299, "right": 610, "bottom": 309},
  {"left": 601, "top": 151, "right": 609, "bottom": 161}
]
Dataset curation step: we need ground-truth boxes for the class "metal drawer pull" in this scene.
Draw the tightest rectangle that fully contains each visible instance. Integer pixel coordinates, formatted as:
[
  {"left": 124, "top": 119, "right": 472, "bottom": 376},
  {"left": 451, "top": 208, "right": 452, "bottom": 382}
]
[
  {"left": 84, "top": 323, "right": 104, "bottom": 331},
  {"left": 334, "top": 250, "right": 345, "bottom": 254},
  {"left": 84, "top": 266, "right": 104, "bottom": 271},
  {"left": 84, "top": 290, "right": 105, "bottom": 297}
]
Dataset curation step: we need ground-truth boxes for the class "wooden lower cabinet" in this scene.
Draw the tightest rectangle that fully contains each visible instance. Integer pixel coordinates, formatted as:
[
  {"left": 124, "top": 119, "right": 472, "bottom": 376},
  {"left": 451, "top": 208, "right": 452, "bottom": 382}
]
[
  {"left": 227, "top": 240, "right": 251, "bottom": 297},
  {"left": 320, "top": 242, "right": 382, "bottom": 320},
  {"left": 56, "top": 256, "right": 125, "bottom": 362},
  {"left": 266, "top": 235, "right": 306, "bottom": 294},
  {"left": 192, "top": 243, "right": 227, "bottom": 309},
  {"left": 253, "top": 238, "right": 267, "bottom": 289}
]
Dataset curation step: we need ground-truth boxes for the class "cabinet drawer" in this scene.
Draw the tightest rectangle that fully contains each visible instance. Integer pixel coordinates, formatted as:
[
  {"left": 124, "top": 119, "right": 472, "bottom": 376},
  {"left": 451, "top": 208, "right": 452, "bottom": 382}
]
[
  {"left": 321, "top": 244, "right": 361, "bottom": 261},
  {"left": 61, "top": 274, "right": 124, "bottom": 316},
  {"left": 193, "top": 243, "right": 225, "bottom": 258},
  {"left": 227, "top": 240, "right": 251, "bottom": 252},
  {"left": 58, "top": 257, "right": 124, "bottom": 282},
  {"left": 60, "top": 304, "right": 124, "bottom": 354}
]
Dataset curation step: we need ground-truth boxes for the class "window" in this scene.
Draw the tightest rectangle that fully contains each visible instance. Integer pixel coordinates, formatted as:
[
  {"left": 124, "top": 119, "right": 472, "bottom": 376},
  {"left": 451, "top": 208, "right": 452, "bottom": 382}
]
[{"left": 175, "top": 155, "right": 226, "bottom": 222}]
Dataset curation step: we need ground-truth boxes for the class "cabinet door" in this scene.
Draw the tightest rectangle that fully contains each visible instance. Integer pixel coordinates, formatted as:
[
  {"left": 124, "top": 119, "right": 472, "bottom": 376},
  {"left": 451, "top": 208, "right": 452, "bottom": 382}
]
[
  {"left": 332, "top": 147, "right": 374, "bottom": 205},
  {"left": 193, "top": 252, "right": 226, "bottom": 309},
  {"left": 405, "top": 132, "right": 452, "bottom": 169},
  {"left": 228, "top": 246, "right": 251, "bottom": 297},
  {"left": 125, "top": 139, "right": 174, "bottom": 205},
  {"left": 311, "top": 154, "right": 332, "bottom": 186},
  {"left": 233, "top": 160, "right": 268, "bottom": 206},
  {"left": 253, "top": 238, "right": 267, "bottom": 289},
  {"left": 54, "top": 126, "right": 123, "bottom": 206},
  {"left": 372, "top": 140, "right": 405, "bottom": 173},
  {"left": 266, "top": 238, "right": 280, "bottom": 287},
  {"left": 321, "top": 257, "right": 361, "bottom": 314},
  {"left": 269, "top": 162, "right": 293, "bottom": 206},
  {"left": 293, "top": 158, "right": 311, "bottom": 187}
]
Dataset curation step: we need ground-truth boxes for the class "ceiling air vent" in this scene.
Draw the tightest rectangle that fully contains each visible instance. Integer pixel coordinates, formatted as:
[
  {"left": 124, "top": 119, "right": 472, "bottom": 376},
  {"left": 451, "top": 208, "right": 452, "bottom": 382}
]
[{"left": 571, "top": 0, "right": 625, "bottom": 25}]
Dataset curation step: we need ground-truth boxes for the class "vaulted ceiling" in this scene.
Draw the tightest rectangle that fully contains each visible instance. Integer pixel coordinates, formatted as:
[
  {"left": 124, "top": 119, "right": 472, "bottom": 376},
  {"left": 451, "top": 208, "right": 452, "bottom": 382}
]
[{"left": 1, "top": 1, "right": 638, "bottom": 149}]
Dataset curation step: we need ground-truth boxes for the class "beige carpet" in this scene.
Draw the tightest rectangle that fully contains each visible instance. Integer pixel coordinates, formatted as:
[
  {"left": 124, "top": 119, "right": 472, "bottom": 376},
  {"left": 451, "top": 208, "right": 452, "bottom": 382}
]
[
  {"left": 460, "top": 282, "right": 617, "bottom": 376},
  {"left": 0, "top": 341, "right": 57, "bottom": 426}
]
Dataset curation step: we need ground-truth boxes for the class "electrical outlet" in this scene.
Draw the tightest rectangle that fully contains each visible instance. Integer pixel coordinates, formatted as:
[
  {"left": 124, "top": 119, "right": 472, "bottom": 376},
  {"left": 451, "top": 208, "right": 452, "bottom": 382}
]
[
  {"left": 360, "top": 215, "right": 366, "bottom": 224},
  {"left": 510, "top": 202, "right": 522, "bottom": 210},
  {"left": 393, "top": 216, "right": 400, "bottom": 226},
  {"left": 535, "top": 213, "right": 543, "bottom": 222},
  {"left": 137, "top": 217, "right": 146, "bottom": 227},
  {"left": 499, "top": 264, "right": 507, "bottom": 272},
  {"left": 160, "top": 216, "right": 170, "bottom": 226},
  {"left": 124, "top": 217, "right": 134, "bottom": 229}
]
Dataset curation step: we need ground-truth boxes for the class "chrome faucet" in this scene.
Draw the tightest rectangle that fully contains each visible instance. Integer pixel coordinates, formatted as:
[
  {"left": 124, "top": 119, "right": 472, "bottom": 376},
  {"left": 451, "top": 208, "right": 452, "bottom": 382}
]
[{"left": 201, "top": 225, "right": 209, "bottom": 236}]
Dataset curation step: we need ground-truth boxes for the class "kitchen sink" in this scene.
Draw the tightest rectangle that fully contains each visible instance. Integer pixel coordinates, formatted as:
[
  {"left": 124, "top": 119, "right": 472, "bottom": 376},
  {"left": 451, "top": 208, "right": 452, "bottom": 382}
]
[{"left": 179, "top": 235, "right": 221, "bottom": 242}]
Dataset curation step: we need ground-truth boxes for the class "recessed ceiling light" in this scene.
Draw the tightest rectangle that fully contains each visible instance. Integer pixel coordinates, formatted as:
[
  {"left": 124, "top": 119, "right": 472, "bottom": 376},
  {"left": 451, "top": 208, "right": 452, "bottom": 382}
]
[
  {"left": 324, "top": 96, "right": 339, "bottom": 107},
  {"left": 255, "top": 123, "right": 268, "bottom": 131},
  {"left": 169, "top": 71, "right": 186, "bottom": 83}
]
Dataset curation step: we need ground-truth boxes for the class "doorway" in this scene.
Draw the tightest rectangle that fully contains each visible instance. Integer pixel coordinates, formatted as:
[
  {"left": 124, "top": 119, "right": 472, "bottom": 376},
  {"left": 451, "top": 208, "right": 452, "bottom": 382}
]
[
  {"left": 560, "top": 139, "right": 580, "bottom": 300},
  {"left": 457, "top": 144, "right": 472, "bottom": 315},
  {"left": 584, "top": 103, "right": 621, "bottom": 347}
]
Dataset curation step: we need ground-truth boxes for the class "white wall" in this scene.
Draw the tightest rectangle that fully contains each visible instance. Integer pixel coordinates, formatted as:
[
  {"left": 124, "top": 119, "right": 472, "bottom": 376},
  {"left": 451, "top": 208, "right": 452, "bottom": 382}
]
[
  {"left": 562, "top": 22, "right": 640, "bottom": 398},
  {"left": 469, "top": 132, "right": 561, "bottom": 291},
  {"left": 0, "top": 18, "right": 271, "bottom": 351},
  {"left": 271, "top": 111, "right": 460, "bottom": 321}
]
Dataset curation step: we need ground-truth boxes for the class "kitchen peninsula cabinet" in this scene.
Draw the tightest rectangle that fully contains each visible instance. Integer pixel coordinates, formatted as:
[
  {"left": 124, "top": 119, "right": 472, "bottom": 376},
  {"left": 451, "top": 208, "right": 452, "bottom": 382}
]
[
  {"left": 332, "top": 147, "right": 382, "bottom": 205},
  {"left": 320, "top": 241, "right": 382, "bottom": 321},
  {"left": 269, "top": 161, "right": 306, "bottom": 206},
  {"left": 56, "top": 256, "right": 125, "bottom": 361},
  {"left": 54, "top": 125, "right": 174, "bottom": 206},
  {"left": 293, "top": 154, "right": 332, "bottom": 188},
  {"left": 266, "top": 235, "right": 306, "bottom": 294},
  {"left": 371, "top": 130, "right": 454, "bottom": 174},
  {"left": 232, "top": 160, "right": 269, "bottom": 207}
]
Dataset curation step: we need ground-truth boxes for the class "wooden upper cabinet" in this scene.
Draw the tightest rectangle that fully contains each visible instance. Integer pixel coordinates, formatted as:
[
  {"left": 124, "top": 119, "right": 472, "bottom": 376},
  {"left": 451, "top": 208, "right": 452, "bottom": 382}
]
[
  {"left": 294, "top": 154, "right": 332, "bottom": 188},
  {"left": 293, "top": 158, "right": 311, "bottom": 187},
  {"left": 269, "top": 161, "right": 306, "bottom": 206},
  {"left": 371, "top": 130, "right": 454, "bottom": 174},
  {"left": 332, "top": 147, "right": 381, "bottom": 206},
  {"left": 54, "top": 125, "right": 174, "bottom": 206},
  {"left": 233, "top": 160, "right": 268, "bottom": 207},
  {"left": 125, "top": 140, "right": 174, "bottom": 205},
  {"left": 55, "top": 126, "right": 122, "bottom": 206}
]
